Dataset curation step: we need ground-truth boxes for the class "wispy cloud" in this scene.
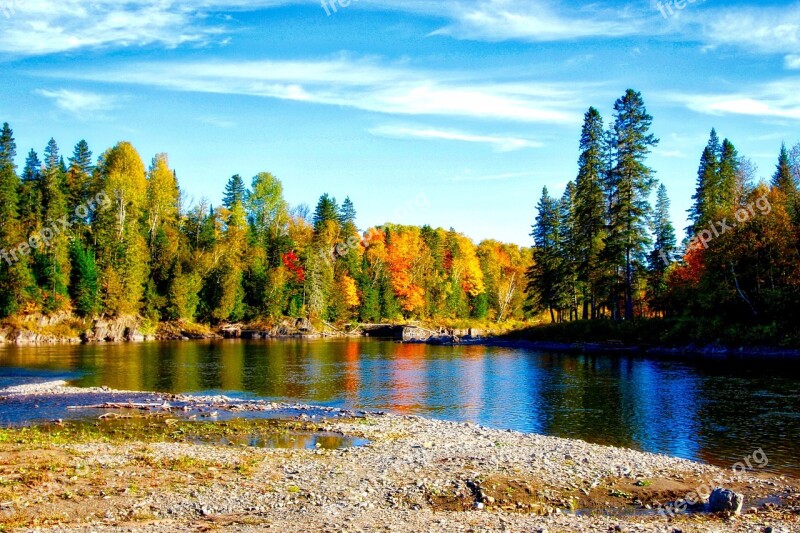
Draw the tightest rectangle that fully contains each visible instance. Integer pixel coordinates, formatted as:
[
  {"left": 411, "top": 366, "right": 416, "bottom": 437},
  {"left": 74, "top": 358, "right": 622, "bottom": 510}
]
[
  {"left": 671, "top": 79, "right": 800, "bottom": 121},
  {"left": 0, "top": 0, "right": 296, "bottom": 55},
  {"left": 370, "top": 124, "right": 542, "bottom": 151},
  {"left": 52, "top": 57, "right": 587, "bottom": 124},
  {"left": 426, "top": 0, "right": 647, "bottom": 42},
  {"left": 786, "top": 55, "right": 800, "bottom": 70},
  {"left": 35, "top": 88, "right": 119, "bottom": 116}
]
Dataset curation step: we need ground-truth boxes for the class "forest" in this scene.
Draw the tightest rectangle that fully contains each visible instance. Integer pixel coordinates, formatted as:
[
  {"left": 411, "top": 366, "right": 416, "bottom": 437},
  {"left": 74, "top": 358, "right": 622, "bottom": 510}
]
[
  {"left": 0, "top": 123, "right": 530, "bottom": 329},
  {"left": 0, "top": 88, "right": 799, "bottom": 345},
  {"left": 527, "top": 89, "right": 800, "bottom": 345}
]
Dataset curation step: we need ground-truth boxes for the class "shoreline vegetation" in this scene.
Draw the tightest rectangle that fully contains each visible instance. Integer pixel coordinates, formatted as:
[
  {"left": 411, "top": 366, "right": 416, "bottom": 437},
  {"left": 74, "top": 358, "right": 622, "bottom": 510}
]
[{"left": 0, "top": 382, "right": 798, "bottom": 531}]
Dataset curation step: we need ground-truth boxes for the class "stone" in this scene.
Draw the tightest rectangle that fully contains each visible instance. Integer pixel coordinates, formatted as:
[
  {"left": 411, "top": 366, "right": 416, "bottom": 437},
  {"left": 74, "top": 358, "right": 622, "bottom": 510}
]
[{"left": 708, "top": 487, "right": 744, "bottom": 514}]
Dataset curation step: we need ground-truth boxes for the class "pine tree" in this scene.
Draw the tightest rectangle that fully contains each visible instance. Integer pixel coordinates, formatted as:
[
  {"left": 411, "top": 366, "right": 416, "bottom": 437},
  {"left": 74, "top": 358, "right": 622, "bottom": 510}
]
[
  {"left": 0, "top": 123, "right": 38, "bottom": 317},
  {"left": 19, "top": 149, "right": 43, "bottom": 236},
  {"left": 772, "top": 143, "right": 797, "bottom": 195},
  {"left": 313, "top": 193, "right": 340, "bottom": 233},
  {"left": 66, "top": 140, "right": 94, "bottom": 213},
  {"left": 717, "top": 139, "right": 739, "bottom": 212},
  {"left": 574, "top": 107, "right": 608, "bottom": 319},
  {"left": 688, "top": 129, "right": 720, "bottom": 235},
  {"left": 339, "top": 197, "right": 357, "bottom": 227},
  {"left": 648, "top": 183, "right": 677, "bottom": 316},
  {"left": 37, "top": 141, "right": 71, "bottom": 313},
  {"left": 527, "top": 187, "right": 564, "bottom": 323},
  {"left": 607, "top": 89, "right": 659, "bottom": 320},
  {"left": 69, "top": 240, "right": 100, "bottom": 317},
  {"left": 222, "top": 174, "right": 247, "bottom": 208}
]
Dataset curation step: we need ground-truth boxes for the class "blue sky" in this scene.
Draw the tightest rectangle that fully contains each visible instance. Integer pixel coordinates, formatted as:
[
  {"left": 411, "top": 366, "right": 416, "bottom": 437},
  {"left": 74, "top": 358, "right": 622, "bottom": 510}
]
[{"left": 0, "top": 0, "right": 798, "bottom": 244}]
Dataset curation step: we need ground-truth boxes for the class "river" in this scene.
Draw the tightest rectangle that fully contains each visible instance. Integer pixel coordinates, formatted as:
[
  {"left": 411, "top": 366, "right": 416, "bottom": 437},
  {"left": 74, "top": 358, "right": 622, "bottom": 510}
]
[{"left": 1, "top": 338, "right": 798, "bottom": 476}]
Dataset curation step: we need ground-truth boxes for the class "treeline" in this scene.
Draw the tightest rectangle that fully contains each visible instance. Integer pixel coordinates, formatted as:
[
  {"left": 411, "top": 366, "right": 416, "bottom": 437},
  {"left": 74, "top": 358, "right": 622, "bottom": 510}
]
[
  {"left": 528, "top": 89, "right": 800, "bottom": 342},
  {"left": 0, "top": 123, "right": 530, "bottom": 326}
]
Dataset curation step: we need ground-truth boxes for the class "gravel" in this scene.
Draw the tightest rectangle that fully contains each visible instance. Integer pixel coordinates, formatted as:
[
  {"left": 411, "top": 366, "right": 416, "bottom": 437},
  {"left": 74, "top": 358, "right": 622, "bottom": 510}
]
[{"left": 2, "top": 382, "right": 798, "bottom": 532}]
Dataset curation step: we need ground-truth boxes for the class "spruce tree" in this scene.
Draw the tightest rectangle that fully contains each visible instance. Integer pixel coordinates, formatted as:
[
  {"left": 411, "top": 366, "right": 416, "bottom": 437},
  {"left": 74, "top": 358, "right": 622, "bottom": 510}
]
[
  {"left": 688, "top": 129, "right": 720, "bottom": 235},
  {"left": 19, "top": 149, "right": 43, "bottom": 236},
  {"left": 0, "top": 123, "right": 38, "bottom": 317},
  {"left": 772, "top": 143, "right": 797, "bottom": 195},
  {"left": 574, "top": 107, "right": 608, "bottom": 319},
  {"left": 607, "top": 89, "right": 659, "bottom": 320},
  {"left": 66, "top": 140, "right": 94, "bottom": 213},
  {"left": 527, "top": 187, "right": 564, "bottom": 323},
  {"left": 313, "top": 193, "right": 340, "bottom": 233},
  {"left": 69, "top": 240, "right": 100, "bottom": 317},
  {"left": 222, "top": 174, "right": 247, "bottom": 208},
  {"left": 648, "top": 183, "right": 677, "bottom": 315}
]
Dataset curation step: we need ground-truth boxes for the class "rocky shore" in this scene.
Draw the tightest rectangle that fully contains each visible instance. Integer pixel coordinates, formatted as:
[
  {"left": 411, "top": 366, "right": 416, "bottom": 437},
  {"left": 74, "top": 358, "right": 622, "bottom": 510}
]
[{"left": 0, "top": 382, "right": 798, "bottom": 532}]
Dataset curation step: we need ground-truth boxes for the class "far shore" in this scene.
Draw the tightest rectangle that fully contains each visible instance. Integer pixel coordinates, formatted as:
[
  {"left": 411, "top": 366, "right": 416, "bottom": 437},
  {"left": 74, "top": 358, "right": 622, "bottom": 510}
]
[{"left": 0, "top": 381, "right": 798, "bottom": 532}]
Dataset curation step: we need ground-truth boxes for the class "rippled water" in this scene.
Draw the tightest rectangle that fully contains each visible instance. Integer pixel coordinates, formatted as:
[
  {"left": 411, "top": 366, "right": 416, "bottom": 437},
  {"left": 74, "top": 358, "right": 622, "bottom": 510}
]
[{"left": 1, "top": 339, "right": 798, "bottom": 476}]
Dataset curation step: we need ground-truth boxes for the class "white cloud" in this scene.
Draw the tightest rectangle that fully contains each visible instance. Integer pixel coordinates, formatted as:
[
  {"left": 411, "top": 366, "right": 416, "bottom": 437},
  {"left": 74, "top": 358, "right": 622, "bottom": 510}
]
[
  {"left": 786, "top": 55, "right": 800, "bottom": 70},
  {"left": 697, "top": 3, "right": 800, "bottom": 56},
  {"left": 54, "top": 57, "right": 587, "bottom": 124},
  {"left": 35, "top": 88, "right": 119, "bottom": 115},
  {"left": 370, "top": 124, "right": 542, "bottom": 151},
  {"left": 670, "top": 79, "right": 800, "bottom": 121},
  {"left": 427, "top": 0, "right": 646, "bottom": 42}
]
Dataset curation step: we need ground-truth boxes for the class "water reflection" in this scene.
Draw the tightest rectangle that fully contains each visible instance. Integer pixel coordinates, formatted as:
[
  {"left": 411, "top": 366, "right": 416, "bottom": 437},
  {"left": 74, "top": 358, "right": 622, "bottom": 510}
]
[{"left": 1, "top": 339, "right": 799, "bottom": 476}]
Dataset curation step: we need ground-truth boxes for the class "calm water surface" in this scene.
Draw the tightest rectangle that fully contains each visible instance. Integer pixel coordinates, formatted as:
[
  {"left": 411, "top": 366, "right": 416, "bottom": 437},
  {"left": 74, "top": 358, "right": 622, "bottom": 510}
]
[{"left": 1, "top": 339, "right": 798, "bottom": 476}]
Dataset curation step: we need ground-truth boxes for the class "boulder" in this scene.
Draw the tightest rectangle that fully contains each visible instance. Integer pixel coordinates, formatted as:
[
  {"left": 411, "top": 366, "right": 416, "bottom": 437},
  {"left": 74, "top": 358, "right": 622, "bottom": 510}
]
[{"left": 708, "top": 488, "right": 744, "bottom": 514}]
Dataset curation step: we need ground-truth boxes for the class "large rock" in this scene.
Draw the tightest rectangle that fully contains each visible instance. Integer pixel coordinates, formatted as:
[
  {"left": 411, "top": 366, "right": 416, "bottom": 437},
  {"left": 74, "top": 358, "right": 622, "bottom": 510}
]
[{"left": 708, "top": 487, "right": 744, "bottom": 514}]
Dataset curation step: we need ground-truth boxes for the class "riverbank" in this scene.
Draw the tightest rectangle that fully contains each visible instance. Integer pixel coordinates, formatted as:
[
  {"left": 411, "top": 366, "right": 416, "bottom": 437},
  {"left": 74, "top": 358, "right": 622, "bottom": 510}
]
[{"left": 0, "top": 383, "right": 798, "bottom": 532}]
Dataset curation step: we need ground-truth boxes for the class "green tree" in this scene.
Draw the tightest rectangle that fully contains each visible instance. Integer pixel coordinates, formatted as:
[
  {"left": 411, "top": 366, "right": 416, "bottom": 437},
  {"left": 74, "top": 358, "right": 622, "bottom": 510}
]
[
  {"left": 527, "top": 187, "right": 564, "bottom": 323},
  {"left": 574, "top": 107, "right": 608, "bottom": 319},
  {"left": 607, "top": 89, "right": 659, "bottom": 320},
  {"left": 69, "top": 240, "right": 100, "bottom": 317},
  {"left": 222, "top": 174, "right": 247, "bottom": 209},
  {"left": 647, "top": 183, "right": 676, "bottom": 316},
  {"left": 688, "top": 129, "right": 720, "bottom": 235},
  {"left": 313, "top": 193, "right": 340, "bottom": 233},
  {"left": 66, "top": 140, "right": 94, "bottom": 213},
  {"left": 0, "top": 123, "right": 38, "bottom": 317}
]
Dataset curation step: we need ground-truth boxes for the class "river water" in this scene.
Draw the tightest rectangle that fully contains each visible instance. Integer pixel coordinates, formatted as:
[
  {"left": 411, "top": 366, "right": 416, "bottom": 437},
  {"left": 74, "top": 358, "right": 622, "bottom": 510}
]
[{"left": 1, "top": 339, "right": 798, "bottom": 476}]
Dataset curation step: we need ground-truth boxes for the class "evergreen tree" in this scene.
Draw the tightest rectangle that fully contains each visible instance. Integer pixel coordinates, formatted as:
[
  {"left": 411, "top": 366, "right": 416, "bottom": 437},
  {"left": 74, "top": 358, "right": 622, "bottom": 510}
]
[
  {"left": 527, "top": 187, "right": 564, "bottom": 323},
  {"left": 37, "top": 143, "right": 71, "bottom": 312},
  {"left": 313, "top": 193, "right": 340, "bottom": 233},
  {"left": 69, "top": 240, "right": 100, "bottom": 317},
  {"left": 574, "top": 107, "right": 608, "bottom": 319},
  {"left": 607, "top": 89, "right": 659, "bottom": 320},
  {"left": 0, "top": 123, "right": 38, "bottom": 317},
  {"left": 647, "top": 183, "right": 677, "bottom": 316},
  {"left": 717, "top": 139, "right": 739, "bottom": 213},
  {"left": 339, "top": 197, "right": 357, "bottom": 227},
  {"left": 222, "top": 174, "right": 247, "bottom": 208},
  {"left": 688, "top": 129, "right": 720, "bottom": 235},
  {"left": 19, "top": 149, "right": 43, "bottom": 236},
  {"left": 772, "top": 143, "right": 797, "bottom": 195},
  {"left": 66, "top": 140, "right": 94, "bottom": 213}
]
